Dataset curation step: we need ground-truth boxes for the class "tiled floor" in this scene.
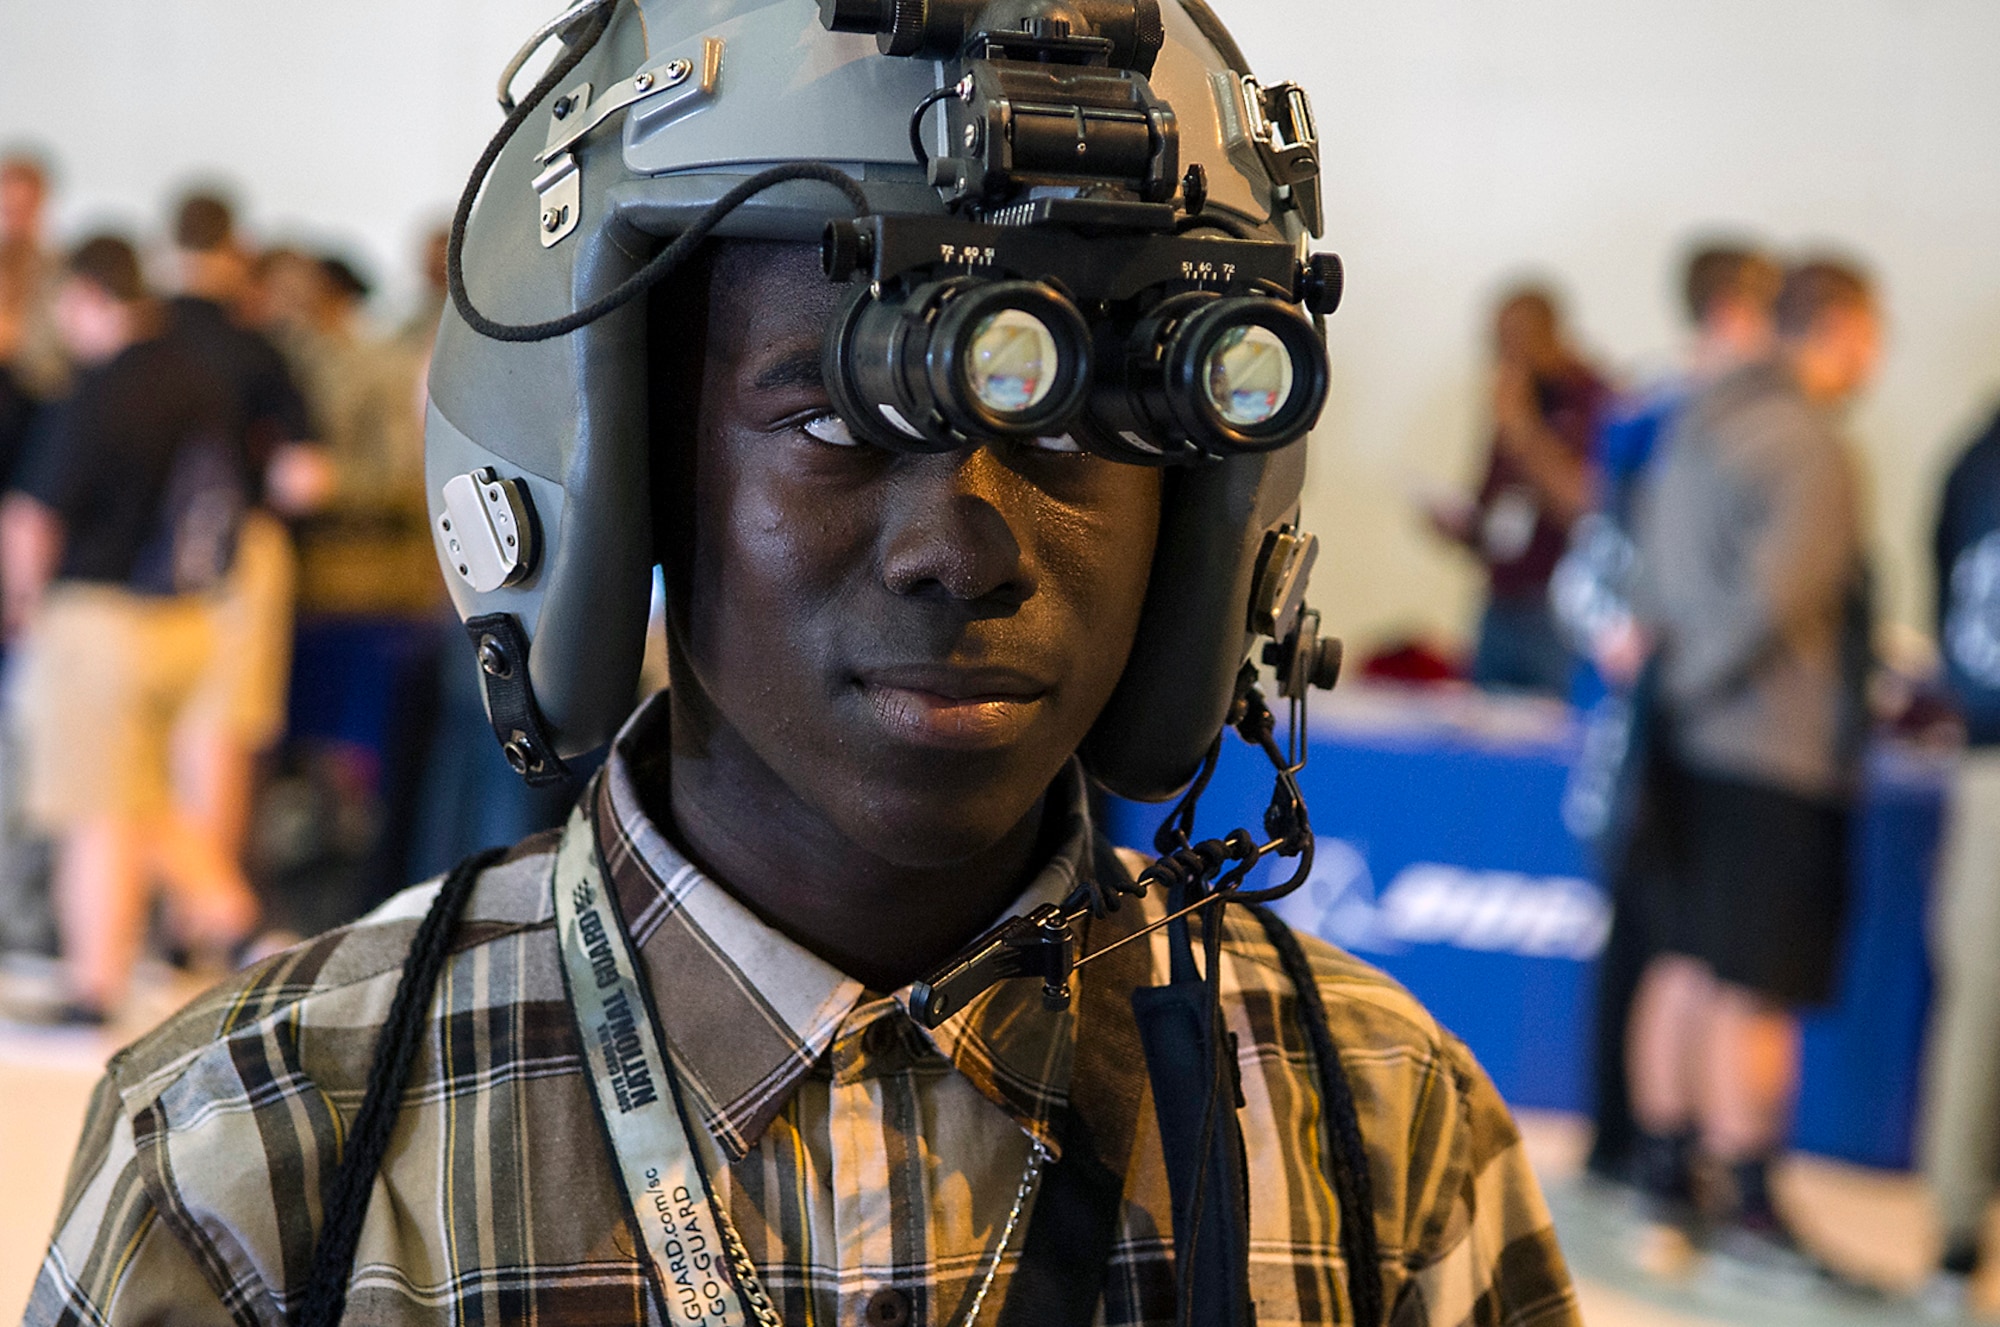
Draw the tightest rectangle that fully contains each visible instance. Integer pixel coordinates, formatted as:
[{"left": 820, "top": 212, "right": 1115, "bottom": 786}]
[
  {"left": 0, "top": 956, "right": 206, "bottom": 1323},
  {"left": 0, "top": 969, "right": 1988, "bottom": 1324},
  {"left": 1520, "top": 1112, "right": 1998, "bottom": 1326}
]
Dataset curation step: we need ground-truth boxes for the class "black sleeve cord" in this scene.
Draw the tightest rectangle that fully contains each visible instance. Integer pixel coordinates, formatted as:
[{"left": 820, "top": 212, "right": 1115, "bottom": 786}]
[
  {"left": 1250, "top": 905, "right": 1385, "bottom": 1327},
  {"left": 444, "top": 0, "right": 871, "bottom": 345},
  {"left": 297, "top": 845, "right": 510, "bottom": 1327}
]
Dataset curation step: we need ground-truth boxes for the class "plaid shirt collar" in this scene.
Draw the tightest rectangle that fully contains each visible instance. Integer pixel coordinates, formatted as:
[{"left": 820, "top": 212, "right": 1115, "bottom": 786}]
[{"left": 590, "top": 694, "right": 1093, "bottom": 1164}]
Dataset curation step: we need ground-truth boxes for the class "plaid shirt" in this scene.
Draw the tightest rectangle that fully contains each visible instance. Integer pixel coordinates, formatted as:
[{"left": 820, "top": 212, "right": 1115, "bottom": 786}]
[{"left": 29, "top": 699, "right": 1578, "bottom": 1326}]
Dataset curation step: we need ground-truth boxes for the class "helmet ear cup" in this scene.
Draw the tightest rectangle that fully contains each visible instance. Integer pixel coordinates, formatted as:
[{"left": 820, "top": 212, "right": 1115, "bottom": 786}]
[{"left": 1081, "top": 439, "right": 1308, "bottom": 801}]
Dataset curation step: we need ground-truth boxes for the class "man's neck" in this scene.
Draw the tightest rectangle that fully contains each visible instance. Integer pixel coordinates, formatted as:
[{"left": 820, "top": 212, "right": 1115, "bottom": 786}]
[
  {"left": 1687, "top": 332, "right": 1764, "bottom": 385},
  {"left": 175, "top": 250, "right": 253, "bottom": 308},
  {"left": 652, "top": 693, "right": 1055, "bottom": 993}
]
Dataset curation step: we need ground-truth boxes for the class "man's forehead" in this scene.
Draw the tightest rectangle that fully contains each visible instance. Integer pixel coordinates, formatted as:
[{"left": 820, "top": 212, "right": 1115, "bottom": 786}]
[{"left": 708, "top": 241, "right": 841, "bottom": 371}]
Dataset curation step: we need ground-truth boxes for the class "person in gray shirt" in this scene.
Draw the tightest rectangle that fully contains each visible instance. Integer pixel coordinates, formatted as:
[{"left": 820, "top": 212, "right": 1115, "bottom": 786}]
[{"left": 1624, "top": 259, "right": 1879, "bottom": 1277}]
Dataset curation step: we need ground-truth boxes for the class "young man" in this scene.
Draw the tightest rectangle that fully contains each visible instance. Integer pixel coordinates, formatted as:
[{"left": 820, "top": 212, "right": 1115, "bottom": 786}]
[
  {"left": 1565, "top": 241, "right": 1781, "bottom": 1184},
  {"left": 1921, "top": 398, "right": 2000, "bottom": 1309},
  {"left": 1429, "top": 286, "right": 1609, "bottom": 696},
  {"left": 29, "top": 4, "right": 1578, "bottom": 1323},
  {"left": 162, "top": 191, "right": 327, "bottom": 879},
  {"left": 1628, "top": 259, "right": 1879, "bottom": 1271},
  {"left": 0, "top": 149, "right": 65, "bottom": 400},
  {"left": 0, "top": 236, "right": 265, "bottom": 1023}
]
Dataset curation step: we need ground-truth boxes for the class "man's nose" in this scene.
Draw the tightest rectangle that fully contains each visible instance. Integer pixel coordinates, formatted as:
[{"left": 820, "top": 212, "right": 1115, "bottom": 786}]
[{"left": 879, "top": 446, "right": 1038, "bottom": 609}]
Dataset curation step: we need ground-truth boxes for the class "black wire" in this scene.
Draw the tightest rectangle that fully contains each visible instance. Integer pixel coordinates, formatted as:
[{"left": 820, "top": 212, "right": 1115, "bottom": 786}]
[
  {"left": 445, "top": 0, "right": 613, "bottom": 339},
  {"left": 1251, "top": 905, "right": 1384, "bottom": 1327},
  {"left": 444, "top": 2, "right": 871, "bottom": 344},
  {"left": 455, "top": 159, "right": 870, "bottom": 344},
  {"left": 298, "top": 846, "right": 509, "bottom": 1326},
  {"left": 1154, "top": 732, "right": 1224, "bottom": 856},
  {"left": 908, "top": 85, "right": 954, "bottom": 170}
]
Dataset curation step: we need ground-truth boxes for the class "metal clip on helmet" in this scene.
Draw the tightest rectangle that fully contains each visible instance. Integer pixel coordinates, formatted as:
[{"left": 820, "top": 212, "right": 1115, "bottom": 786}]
[{"left": 427, "top": 0, "right": 1344, "bottom": 799}]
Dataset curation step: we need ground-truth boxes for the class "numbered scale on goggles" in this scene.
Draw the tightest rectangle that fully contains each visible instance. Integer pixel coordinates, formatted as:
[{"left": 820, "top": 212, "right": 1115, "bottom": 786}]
[{"left": 823, "top": 204, "right": 1334, "bottom": 464}]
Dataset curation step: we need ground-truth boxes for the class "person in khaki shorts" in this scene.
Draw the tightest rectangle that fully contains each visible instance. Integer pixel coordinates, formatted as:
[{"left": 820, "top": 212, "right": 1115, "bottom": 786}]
[
  {"left": 0, "top": 234, "right": 263, "bottom": 1025},
  {"left": 163, "top": 194, "right": 331, "bottom": 867}
]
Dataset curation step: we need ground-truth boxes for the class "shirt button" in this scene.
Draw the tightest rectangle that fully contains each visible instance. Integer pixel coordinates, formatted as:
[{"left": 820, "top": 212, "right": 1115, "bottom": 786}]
[{"left": 864, "top": 1287, "right": 913, "bottom": 1327}]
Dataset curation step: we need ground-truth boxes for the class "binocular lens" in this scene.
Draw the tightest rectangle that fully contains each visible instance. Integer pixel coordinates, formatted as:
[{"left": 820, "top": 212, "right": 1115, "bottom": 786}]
[
  {"left": 967, "top": 309, "right": 1060, "bottom": 415},
  {"left": 1204, "top": 324, "right": 1297, "bottom": 428},
  {"left": 826, "top": 278, "right": 1092, "bottom": 450},
  {"left": 1082, "top": 293, "right": 1327, "bottom": 461}
]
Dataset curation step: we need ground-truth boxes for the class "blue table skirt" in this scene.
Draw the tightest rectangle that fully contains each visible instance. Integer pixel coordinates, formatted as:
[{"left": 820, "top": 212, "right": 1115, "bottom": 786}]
[{"left": 1103, "top": 686, "right": 1946, "bottom": 1170}]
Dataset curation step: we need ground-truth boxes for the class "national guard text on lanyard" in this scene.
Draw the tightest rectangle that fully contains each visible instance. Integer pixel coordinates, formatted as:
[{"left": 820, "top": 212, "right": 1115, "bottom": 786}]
[{"left": 550, "top": 810, "right": 780, "bottom": 1327}]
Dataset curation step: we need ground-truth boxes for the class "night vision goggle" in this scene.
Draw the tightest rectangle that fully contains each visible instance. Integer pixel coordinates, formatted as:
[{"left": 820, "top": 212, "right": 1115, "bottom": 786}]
[
  {"left": 819, "top": 0, "right": 1341, "bottom": 463},
  {"left": 823, "top": 208, "right": 1338, "bottom": 462}
]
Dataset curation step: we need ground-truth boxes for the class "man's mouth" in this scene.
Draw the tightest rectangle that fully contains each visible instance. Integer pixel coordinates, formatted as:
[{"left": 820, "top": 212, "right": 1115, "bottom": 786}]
[{"left": 855, "top": 665, "right": 1053, "bottom": 750}]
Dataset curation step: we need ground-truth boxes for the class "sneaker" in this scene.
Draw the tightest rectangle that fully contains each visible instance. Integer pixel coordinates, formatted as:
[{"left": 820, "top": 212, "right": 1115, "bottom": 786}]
[
  {"left": 1627, "top": 1128, "right": 1706, "bottom": 1279},
  {"left": 1704, "top": 1210, "right": 1883, "bottom": 1302}
]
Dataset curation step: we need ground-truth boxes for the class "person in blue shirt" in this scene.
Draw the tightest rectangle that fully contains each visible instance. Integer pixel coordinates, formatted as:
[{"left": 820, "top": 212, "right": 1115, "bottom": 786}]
[{"left": 1919, "top": 401, "right": 2000, "bottom": 1311}]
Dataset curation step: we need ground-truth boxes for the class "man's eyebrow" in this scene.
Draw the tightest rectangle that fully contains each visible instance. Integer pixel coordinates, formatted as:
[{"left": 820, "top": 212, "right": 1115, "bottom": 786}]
[{"left": 751, "top": 348, "right": 825, "bottom": 393}]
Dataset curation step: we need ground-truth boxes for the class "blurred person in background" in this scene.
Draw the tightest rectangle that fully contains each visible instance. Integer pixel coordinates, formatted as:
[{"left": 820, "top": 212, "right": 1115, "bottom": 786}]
[
  {"left": 0, "top": 235, "right": 268, "bottom": 1025},
  {"left": 164, "top": 191, "right": 329, "bottom": 877},
  {"left": 273, "top": 250, "right": 437, "bottom": 616},
  {"left": 0, "top": 148, "right": 66, "bottom": 400},
  {"left": 395, "top": 224, "right": 450, "bottom": 355},
  {"left": 1428, "top": 285, "right": 1609, "bottom": 695},
  {"left": 1627, "top": 259, "right": 1879, "bottom": 1278},
  {"left": 1919, "top": 397, "right": 2000, "bottom": 1312},
  {"left": 1561, "top": 242, "right": 1783, "bottom": 1187},
  {"left": 238, "top": 244, "right": 322, "bottom": 339},
  {"left": 0, "top": 152, "right": 59, "bottom": 962}
]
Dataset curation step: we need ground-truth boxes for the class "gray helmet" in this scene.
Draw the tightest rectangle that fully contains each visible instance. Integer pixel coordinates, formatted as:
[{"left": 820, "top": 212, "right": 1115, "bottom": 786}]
[{"left": 426, "top": 0, "right": 1340, "bottom": 801}]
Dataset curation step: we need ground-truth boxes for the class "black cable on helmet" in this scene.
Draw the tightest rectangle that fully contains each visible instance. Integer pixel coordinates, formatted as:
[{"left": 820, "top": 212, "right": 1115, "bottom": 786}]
[
  {"left": 445, "top": 1, "right": 872, "bottom": 344},
  {"left": 908, "top": 85, "right": 955, "bottom": 171},
  {"left": 446, "top": 0, "right": 614, "bottom": 339}
]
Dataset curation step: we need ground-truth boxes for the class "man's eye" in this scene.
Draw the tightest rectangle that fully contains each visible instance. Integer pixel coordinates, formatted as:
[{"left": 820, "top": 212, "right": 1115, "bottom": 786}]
[
  {"left": 801, "top": 414, "right": 860, "bottom": 447},
  {"left": 1024, "top": 434, "right": 1084, "bottom": 455}
]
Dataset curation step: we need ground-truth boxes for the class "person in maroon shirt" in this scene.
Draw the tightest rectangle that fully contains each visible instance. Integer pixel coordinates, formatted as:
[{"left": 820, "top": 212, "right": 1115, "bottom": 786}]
[{"left": 1431, "top": 286, "right": 1609, "bottom": 695}]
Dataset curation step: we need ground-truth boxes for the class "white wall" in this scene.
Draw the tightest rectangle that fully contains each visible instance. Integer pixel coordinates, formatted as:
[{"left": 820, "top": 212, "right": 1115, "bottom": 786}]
[
  {"left": 0, "top": 0, "right": 560, "bottom": 314},
  {"left": 5, "top": 0, "right": 1998, "bottom": 653},
  {"left": 1220, "top": 1, "right": 2000, "bottom": 658}
]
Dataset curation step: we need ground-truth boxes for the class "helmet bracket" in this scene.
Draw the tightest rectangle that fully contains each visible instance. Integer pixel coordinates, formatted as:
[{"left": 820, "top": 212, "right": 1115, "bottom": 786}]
[{"left": 464, "top": 613, "right": 573, "bottom": 786}]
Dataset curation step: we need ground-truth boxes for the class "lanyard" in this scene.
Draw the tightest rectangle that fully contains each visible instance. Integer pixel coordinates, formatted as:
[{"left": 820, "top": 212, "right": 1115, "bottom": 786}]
[{"left": 551, "top": 809, "right": 778, "bottom": 1327}]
